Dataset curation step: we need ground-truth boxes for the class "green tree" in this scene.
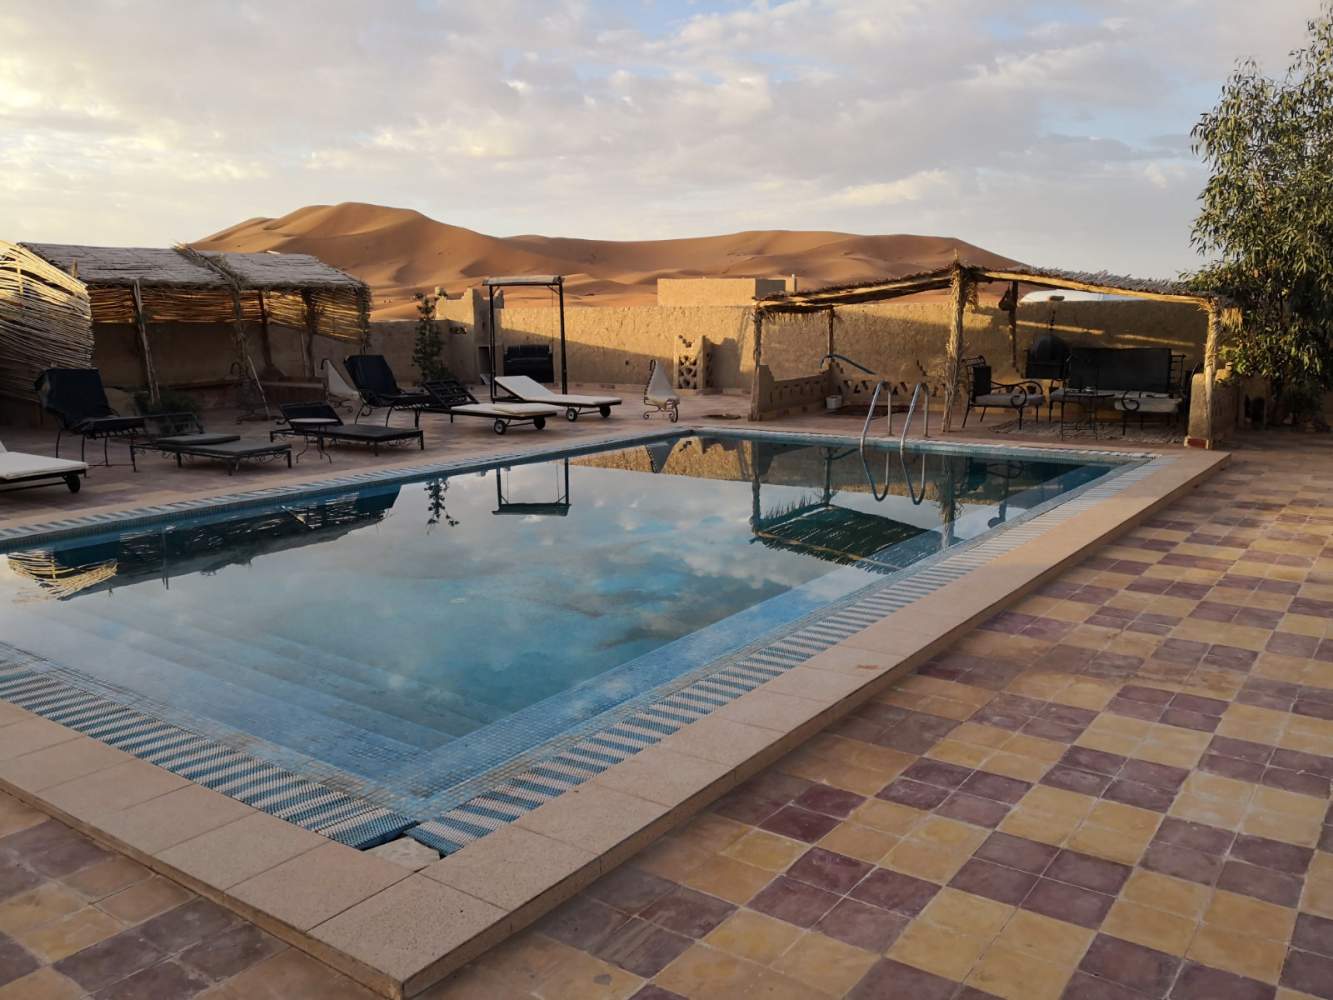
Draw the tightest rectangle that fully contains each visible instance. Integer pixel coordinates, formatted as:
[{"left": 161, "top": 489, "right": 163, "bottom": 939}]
[
  {"left": 412, "top": 292, "right": 446, "bottom": 382},
  {"left": 1191, "top": 2, "right": 1333, "bottom": 423}
]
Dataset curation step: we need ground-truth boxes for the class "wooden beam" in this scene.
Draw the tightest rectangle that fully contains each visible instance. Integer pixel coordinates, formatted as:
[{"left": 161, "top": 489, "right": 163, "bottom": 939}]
[
  {"left": 976, "top": 269, "right": 1215, "bottom": 308},
  {"left": 130, "top": 279, "right": 160, "bottom": 404},
  {"left": 826, "top": 307, "right": 835, "bottom": 359},
  {"left": 942, "top": 265, "right": 967, "bottom": 432}
]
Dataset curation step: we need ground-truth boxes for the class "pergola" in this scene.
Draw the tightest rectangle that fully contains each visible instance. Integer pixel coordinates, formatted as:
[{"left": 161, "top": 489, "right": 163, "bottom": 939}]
[
  {"left": 12, "top": 242, "right": 371, "bottom": 410},
  {"left": 751, "top": 261, "right": 1236, "bottom": 446}
]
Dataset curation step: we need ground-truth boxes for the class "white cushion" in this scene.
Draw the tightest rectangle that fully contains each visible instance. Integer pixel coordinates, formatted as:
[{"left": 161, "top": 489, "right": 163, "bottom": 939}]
[
  {"left": 494, "top": 376, "right": 621, "bottom": 407},
  {"left": 0, "top": 449, "right": 87, "bottom": 481},
  {"left": 449, "top": 402, "right": 560, "bottom": 418}
]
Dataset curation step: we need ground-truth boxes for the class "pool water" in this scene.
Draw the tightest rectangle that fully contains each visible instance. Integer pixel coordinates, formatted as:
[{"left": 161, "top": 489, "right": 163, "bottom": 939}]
[{"left": 0, "top": 434, "right": 1118, "bottom": 817}]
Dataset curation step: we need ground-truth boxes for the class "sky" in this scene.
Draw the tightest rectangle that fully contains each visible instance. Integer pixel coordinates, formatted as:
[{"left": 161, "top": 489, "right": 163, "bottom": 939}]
[{"left": 0, "top": 0, "right": 1322, "bottom": 277}]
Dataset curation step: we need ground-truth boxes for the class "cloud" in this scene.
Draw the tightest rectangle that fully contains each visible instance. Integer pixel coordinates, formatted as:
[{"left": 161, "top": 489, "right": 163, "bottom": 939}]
[{"left": 0, "top": 0, "right": 1323, "bottom": 275}]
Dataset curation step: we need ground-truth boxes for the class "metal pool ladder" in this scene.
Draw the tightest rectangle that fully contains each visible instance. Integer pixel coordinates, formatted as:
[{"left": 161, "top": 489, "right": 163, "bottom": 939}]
[
  {"left": 900, "top": 382, "right": 929, "bottom": 448},
  {"left": 859, "top": 380, "right": 894, "bottom": 450}
]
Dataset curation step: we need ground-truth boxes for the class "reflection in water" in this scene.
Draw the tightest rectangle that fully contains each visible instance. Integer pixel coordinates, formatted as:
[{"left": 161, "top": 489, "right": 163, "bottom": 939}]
[
  {"left": 493, "top": 459, "right": 571, "bottom": 517},
  {"left": 8, "top": 490, "right": 399, "bottom": 603},
  {"left": 0, "top": 435, "right": 1114, "bottom": 791}
]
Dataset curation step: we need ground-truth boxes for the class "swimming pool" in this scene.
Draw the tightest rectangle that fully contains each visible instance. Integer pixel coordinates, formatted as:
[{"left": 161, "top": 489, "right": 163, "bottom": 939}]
[{"left": 0, "top": 432, "right": 1127, "bottom": 850}]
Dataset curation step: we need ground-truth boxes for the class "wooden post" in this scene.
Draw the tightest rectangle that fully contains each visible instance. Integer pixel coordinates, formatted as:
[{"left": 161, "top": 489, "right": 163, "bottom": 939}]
[
  {"left": 942, "top": 265, "right": 966, "bottom": 431},
  {"left": 748, "top": 308, "right": 765, "bottom": 420},
  {"left": 752, "top": 307, "right": 764, "bottom": 372},
  {"left": 557, "top": 279, "right": 568, "bottom": 394},
  {"left": 255, "top": 291, "right": 276, "bottom": 375},
  {"left": 299, "top": 290, "right": 317, "bottom": 379},
  {"left": 1203, "top": 303, "right": 1220, "bottom": 447},
  {"left": 130, "top": 280, "right": 160, "bottom": 404},
  {"left": 826, "top": 307, "right": 835, "bottom": 359},
  {"left": 1008, "top": 281, "right": 1019, "bottom": 372}
]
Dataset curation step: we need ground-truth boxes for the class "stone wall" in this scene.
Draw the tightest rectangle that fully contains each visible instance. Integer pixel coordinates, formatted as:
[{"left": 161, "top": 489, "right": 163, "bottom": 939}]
[{"left": 436, "top": 294, "right": 1210, "bottom": 393}]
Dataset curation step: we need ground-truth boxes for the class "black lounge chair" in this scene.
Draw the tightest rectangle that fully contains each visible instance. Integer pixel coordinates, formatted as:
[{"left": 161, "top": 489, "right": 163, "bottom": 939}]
[
  {"left": 35, "top": 368, "right": 146, "bottom": 465},
  {"left": 128, "top": 413, "right": 291, "bottom": 474},
  {"left": 420, "top": 376, "right": 558, "bottom": 434},
  {"left": 271, "top": 401, "right": 424, "bottom": 456},
  {"left": 344, "top": 355, "right": 433, "bottom": 425}
]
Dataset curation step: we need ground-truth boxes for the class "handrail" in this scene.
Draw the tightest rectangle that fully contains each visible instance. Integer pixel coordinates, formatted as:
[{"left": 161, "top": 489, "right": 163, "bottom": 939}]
[
  {"left": 900, "top": 382, "right": 929, "bottom": 449},
  {"left": 860, "top": 379, "right": 893, "bottom": 449},
  {"left": 821, "top": 353, "right": 878, "bottom": 376}
]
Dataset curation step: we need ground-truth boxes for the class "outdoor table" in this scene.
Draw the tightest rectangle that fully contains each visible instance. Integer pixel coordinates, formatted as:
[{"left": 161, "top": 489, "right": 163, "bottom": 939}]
[
  {"left": 1059, "top": 390, "right": 1115, "bottom": 439},
  {"left": 284, "top": 417, "right": 340, "bottom": 461}
]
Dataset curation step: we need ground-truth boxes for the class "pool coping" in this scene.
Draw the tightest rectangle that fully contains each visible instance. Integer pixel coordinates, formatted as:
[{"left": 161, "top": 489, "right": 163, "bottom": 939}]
[{"left": 0, "top": 432, "right": 1230, "bottom": 998}]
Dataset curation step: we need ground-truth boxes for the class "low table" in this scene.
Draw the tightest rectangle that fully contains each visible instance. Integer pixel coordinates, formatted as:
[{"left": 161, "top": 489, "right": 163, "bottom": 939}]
[
  {"left": 280, "top": 417, "right": 341, "bottom": 461},
  {"left": 1058, "top": 390, "right": 1115, "bottom": 439}
]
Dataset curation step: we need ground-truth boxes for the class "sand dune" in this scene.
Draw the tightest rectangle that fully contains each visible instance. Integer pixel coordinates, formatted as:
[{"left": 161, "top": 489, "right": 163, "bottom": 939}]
[{"left": 194, "top": 202, "right": 1021, "bottom": 318}]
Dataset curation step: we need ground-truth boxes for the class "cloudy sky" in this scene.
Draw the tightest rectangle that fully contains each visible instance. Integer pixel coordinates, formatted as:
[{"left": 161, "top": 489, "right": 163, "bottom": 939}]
[{"left": 1, "top": 1, "right": 1321, "bottom": 276}]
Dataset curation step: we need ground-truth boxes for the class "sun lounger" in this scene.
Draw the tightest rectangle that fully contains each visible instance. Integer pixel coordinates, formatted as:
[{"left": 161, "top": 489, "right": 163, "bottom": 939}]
[
  {"left": 322, "top": 358, "right": 361, "bottom": 413},
  {"left": 344, "top": 355, "right": 433, "bottom": 425},
  {"left": 0, "top": 441, "right": 87, "bottom": 493},
  {"left": 35, "top": 368, "right": 146, "bottom": 464},
  {"left": 127, "top": 413, "right": 290, "bottom": 474},
  {"left": 421, "top": 377, "right": 559, "bottom": 434},
  {"left": 492, "top": 375, "right": 621, "bottom": 422},
  {"left": 643, "top": 360, "right": 680, "bottom": 422},
  {"left": 271, "top": 402, "right": 425, "bottom": 455}
]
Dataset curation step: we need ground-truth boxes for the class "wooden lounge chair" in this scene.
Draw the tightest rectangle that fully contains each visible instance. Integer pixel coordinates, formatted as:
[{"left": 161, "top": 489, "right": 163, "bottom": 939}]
[
  {"left": 0, "top": 440, "right": 87, "bottom": 493},
  {"left": 271, "top": 401, "right": 425, "bottom": 456},
  {"left": 492, "top": 375, "right": 621, "bottom": 422},
  {"left": 421, "top": 377, "right": 559, "bottom": 434},
  {"left": 35, "top": 368, "right": 145, "bottom": 465}
]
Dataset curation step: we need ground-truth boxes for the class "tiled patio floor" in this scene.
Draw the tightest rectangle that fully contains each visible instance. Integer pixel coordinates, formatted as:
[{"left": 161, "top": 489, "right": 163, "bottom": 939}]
[
  {"left": 2, "top": 431, "right": 1330, "bottom": 999},
  {"left": 0, "top": 792, "right": 377, "bottom": 998},
  {"left": 428, "top": 433, "right": 1333, "bottom": 999}
]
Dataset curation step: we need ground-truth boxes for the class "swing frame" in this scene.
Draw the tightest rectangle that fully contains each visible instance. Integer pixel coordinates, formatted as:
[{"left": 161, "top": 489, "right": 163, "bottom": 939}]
[{"left": 482, "top": 275, "right": 567, "bottom": 402}]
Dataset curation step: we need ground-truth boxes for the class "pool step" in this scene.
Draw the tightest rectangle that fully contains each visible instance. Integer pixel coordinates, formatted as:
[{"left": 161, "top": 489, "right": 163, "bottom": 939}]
[
  {"left": 154, "top": 610, "right": 509, "bottom": 736},
  {"left": 12, "top": 603, "right": 435, "bottom": 779},
  {"left": 44, "top": 599, "right": 501, "bottom": 743}
]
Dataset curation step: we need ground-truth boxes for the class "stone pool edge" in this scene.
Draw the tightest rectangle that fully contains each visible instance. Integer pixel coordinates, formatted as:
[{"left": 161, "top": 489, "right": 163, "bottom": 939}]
[{"left": 0, "top": 445, "right": 1228, "bottom": 998}]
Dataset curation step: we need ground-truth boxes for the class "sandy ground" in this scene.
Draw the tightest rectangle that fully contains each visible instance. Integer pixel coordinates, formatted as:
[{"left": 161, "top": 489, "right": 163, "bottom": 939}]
[{"left": 193, "top": 202, "right": 1020, "bottom": 318}]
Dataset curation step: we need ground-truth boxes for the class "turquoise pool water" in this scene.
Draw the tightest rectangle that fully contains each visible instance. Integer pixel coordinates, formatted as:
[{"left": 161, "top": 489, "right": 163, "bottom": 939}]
[{"left": 0, "top": 434, "right": 1117, "bottom": 818}]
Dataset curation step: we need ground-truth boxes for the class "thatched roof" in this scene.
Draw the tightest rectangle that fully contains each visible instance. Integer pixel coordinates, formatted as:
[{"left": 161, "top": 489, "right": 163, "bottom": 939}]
[
  {"left": 22, "top": 243, "right": 366, "bottom": 294},
  {"left": 22, "top": 243, "right": 226, "bottom": 289},
  {"left": 12, "top": 242, "right": 370, "bottom": 343},
  {"left": 194, "top": 250, "right": 365, "bottom": 291},
  {"left": 757, "top": 261, "right": 1229, "bottom": 313}
]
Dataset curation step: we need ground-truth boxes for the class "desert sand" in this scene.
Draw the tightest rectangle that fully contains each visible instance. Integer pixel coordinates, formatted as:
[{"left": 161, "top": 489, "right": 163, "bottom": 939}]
[{"left": 194, "top": 202, "right": 1020, "bottom": 318}]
